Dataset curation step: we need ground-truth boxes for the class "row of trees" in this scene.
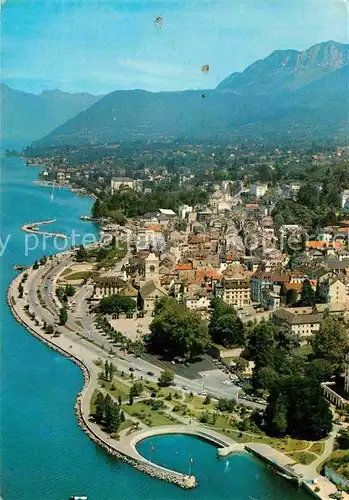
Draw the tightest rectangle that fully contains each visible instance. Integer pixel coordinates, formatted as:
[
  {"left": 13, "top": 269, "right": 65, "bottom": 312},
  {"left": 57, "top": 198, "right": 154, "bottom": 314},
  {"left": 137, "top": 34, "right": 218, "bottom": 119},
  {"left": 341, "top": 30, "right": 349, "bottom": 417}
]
[{"left": 93, "top": 392, "right": 124, "bottom": 433}]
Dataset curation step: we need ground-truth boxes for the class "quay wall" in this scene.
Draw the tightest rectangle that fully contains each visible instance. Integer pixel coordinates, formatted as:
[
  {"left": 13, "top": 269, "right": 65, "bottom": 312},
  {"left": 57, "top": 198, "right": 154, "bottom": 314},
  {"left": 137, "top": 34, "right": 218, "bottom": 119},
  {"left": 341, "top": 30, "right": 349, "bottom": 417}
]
[{"left": 6, "top": 271, "right": 196, "bottom": 490}]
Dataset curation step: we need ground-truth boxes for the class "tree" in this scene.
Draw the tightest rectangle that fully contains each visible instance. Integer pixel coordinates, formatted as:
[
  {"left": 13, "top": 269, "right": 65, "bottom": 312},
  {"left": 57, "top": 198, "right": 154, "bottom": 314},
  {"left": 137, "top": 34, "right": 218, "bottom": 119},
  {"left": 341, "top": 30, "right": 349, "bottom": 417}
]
[
  {"left": 234, "top": 357, "right": 249, "bottom": 374},
  {"left": 265, "top": 376, "right": 332, "bottom": 440},
  {"left": 203, "top": 394, "right": 211, "bottom": 405},
  {"left": 297, "top": 183, "right": 319, "bottom": 211},
  {"left": 129, "top": 382, "right": 143, "bottom": 398},
  {"left": 158, "top": 369, "right": 174, "bottom": 387},
  {"left": 92, "top": 198, "right": 103, "bottom": 219},
  {"left": 104, "top": 360, "right": 109, "bottom": 381},
  {"left": 275, "top": 325, "right": 300, "bottom": 352},
  {"left": 59, "top": 307, "right": 68, "bottom": 325},
  {"left": 99, "top": 294, "right": 136, "bottom": 315},
  {"left": 104, "top": 394, "right": 120, "bottom": 433},
  {"left": 312, "top": 316, "right": 349, "bottom": 369},
  {"left": 270, "top": 396, "right": 288, "bottom": 436},
  {"left": 217, "top": 398, "right": 235, "bottom": 412},
  {"left": 209, "top": 311, "right": 245, "bottom": 348},
  {"left": 252, "top": 365, "right": 279, "bottom": 392},
  {"left": 75, "top": 244, "right": 88, "bottom": 262},
  {"left": 65, "top": 284, "right": 75, "bottom": 297},
  {"left": 94, "top": 391, "right": 105, "bottom": 424},
  {"left": 109, "top": 404, "right": 121, "bottom": 433},
  {"left": 305, "top": 358, "right": 333, "bottom": 383},
  {"left": 149, "top": 297, "right": 210, "bottom": 359},
  {"left": 248, "top": 320, "right": 276, "bottom": 368},
  {"left": 299, "top": 280, "right": 316, "bottom": 306},
  {"left": 111, "top": 235, "right": 117, "bottom": 248},
  {"left": 45, "top": 324, "right": 54, "bottom": 334},
  {"left": 109, "top": 362, "right": 115, "bottom": 381}
]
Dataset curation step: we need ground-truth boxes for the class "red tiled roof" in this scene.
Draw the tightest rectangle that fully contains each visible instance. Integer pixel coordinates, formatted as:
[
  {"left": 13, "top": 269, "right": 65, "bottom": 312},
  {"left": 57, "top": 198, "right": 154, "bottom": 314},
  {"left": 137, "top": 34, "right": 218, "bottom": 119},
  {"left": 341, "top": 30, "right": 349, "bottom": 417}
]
[{"left": 176, "top": 263, "right": 193, "bottom": 271}]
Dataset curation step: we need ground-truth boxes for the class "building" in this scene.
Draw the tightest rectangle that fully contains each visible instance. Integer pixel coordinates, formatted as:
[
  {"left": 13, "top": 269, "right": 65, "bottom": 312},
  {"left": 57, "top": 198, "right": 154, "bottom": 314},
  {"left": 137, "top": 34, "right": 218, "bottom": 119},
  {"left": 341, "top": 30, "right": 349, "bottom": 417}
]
[
  {"left": 216, "top": 275, "right": 251, "bottom": 308},
  {"left": 144, "top": 252, "right": 160, "bottom": 283},
  {"left": 178, "top": 205, "right": 193, "bottom": 219},
  {"left": 318, "top": 276, "right": 347, "bottom": 304},
  {"left": 111, "top": 177, "right": 142, "bottom": 193},
  {"left": 250, "top": 183, "right": 268, "bottom": 198},
  {"left": 341, "top": 190, "right": 349, "bottom": 209},
  {"left": 92, "top": 277, "right": 138, "bottom": 301},
  {"left": 184, "top": 295, "right": 211, "bottom": 311},
  {"left": 138, "top": 280, "right": 167, "bottom": 312},
  {"left": 261, "top": 285, "right": 281, "bottom": 310},
  {"left": 251, "top": 272, "right": 290, "bottom": 303},
  {"left": 272, "top": 307, "right": 323, "bottom": 337}
]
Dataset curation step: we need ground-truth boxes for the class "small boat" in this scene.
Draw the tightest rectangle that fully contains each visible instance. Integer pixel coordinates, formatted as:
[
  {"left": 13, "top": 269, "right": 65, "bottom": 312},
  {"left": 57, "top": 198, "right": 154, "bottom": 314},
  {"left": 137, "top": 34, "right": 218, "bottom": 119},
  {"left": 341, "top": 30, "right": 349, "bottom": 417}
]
[
  {"left": 69, "top": 496, "right": 87, "bottom": 500},
  {"left": 13, "top": 264, "right": 28, "bottom": 271}
]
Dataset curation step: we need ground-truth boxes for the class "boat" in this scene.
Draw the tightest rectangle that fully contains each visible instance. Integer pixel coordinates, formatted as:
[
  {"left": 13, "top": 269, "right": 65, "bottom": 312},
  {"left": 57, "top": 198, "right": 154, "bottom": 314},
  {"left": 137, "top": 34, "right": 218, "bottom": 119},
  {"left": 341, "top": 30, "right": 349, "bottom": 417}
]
[
  {"left": 69, "top": 496, "right": 87, "bottom": 500},
  {"left": 13, "top": 264, "right": 28, "bottom": 271}
]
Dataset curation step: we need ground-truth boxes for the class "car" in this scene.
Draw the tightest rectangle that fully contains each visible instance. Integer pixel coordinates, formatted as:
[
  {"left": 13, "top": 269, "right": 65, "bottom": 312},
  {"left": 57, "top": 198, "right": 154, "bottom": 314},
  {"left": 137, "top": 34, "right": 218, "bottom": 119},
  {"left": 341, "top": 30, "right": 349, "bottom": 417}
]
[
  {"left": 147, "top": 371, "right": 154, "bottom": 376},
  {"left": 108, "top": 355, "right": 115, "bottom": 359},
  {"left": 181, "top": 386, "right": 188, "bottom": 391},
  {"left": 198, "top": 391, "right": 207, "bottom": 396},
  {"left": 129, "top": 367, "right": 135, "bottom": 372}
]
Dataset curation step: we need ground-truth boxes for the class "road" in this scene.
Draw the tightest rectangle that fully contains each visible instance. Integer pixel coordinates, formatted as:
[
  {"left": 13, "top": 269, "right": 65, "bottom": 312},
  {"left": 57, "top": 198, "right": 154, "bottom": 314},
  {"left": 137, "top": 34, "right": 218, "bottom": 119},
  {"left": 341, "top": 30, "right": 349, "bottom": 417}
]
[{"left": 23, "top": 254, "right": 264, "bottom": 409}]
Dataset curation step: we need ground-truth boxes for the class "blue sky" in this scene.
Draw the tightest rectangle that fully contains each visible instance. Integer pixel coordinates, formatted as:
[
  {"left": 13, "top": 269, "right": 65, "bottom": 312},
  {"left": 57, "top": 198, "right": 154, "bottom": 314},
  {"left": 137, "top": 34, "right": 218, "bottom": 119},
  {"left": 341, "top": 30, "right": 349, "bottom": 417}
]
[{"left": 1, "top": 0, "right": 348, "bottom": 94}]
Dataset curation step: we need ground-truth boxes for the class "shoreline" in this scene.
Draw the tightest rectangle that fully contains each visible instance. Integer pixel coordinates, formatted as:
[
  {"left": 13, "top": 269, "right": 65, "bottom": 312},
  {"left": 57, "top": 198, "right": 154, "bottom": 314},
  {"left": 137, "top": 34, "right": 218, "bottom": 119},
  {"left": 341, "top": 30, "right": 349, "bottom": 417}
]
[
  {"left": 6, "top": 269, "right": 196, "bottom": 490},
  {"left": 6, "top": 266, "right": 330, "bottom": 498}
]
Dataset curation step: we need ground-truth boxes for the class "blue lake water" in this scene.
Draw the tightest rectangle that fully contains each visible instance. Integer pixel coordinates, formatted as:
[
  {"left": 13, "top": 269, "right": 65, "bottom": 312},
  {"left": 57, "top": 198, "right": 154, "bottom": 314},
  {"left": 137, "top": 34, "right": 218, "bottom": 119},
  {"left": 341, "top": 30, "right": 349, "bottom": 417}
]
[{"left": 0, "top": 155, "right": 310, "bottom": 499}]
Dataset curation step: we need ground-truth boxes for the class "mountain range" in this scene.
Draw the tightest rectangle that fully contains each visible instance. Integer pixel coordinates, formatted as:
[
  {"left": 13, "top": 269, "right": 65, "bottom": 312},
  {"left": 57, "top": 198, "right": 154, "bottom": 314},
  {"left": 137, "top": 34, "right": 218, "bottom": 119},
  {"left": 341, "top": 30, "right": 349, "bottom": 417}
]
[
  {"left": 0, "top": 85, "right": 101, "bottom": 144},
  {"left": 3, "top": 41, "right": 348, "bottom": 147}
]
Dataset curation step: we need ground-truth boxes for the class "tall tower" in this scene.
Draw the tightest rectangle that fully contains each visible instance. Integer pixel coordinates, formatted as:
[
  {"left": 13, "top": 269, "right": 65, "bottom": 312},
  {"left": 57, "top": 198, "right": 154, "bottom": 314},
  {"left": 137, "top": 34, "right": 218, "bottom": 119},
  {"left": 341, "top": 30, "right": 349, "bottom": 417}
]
[{"left": 145, "top": 251, "right": 159, "bottom": 283}]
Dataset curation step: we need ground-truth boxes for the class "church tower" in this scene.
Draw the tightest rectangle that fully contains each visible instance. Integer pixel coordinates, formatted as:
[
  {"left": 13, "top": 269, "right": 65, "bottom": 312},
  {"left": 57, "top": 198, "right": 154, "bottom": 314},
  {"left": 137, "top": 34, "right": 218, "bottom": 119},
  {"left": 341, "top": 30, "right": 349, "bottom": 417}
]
[{"left": 145, "top": 251, "right": 159, "bottom": 283}]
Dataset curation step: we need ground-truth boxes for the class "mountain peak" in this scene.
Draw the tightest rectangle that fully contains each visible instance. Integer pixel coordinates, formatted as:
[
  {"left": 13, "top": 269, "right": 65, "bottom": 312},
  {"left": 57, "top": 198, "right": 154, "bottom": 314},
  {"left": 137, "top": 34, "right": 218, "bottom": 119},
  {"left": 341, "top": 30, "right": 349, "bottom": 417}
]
[{"left": 217, "top": 40, "right": 349, "bottom": 94}]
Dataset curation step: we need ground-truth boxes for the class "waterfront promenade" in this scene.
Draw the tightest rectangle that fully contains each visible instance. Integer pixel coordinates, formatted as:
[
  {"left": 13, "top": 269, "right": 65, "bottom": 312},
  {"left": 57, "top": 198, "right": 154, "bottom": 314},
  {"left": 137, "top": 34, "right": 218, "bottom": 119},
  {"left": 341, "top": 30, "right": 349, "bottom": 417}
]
[{"left": 7, "top": 257, "right": 349, "bottom": 498}]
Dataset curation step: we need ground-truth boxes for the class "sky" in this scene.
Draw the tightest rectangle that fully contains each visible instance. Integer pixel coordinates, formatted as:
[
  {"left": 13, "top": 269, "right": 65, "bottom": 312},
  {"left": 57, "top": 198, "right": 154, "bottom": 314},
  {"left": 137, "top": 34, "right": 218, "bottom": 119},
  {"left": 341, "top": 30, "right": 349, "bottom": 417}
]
[{"left": 1, "top": 0, "right": 348, "bottom": 95}]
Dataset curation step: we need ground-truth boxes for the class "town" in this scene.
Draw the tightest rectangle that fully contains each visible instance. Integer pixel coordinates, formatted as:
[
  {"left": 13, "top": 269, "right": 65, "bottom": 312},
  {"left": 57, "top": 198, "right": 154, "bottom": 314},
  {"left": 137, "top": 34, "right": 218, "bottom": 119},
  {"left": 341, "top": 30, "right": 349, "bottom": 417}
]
[{"left": 9, "top": 140, "right": 349, "bottom": 498}]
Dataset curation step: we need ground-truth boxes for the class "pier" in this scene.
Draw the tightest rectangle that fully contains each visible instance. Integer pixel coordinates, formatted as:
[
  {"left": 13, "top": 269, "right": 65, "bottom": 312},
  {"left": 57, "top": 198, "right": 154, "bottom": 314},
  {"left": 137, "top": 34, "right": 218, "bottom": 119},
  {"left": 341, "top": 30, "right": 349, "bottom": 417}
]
[{"left": 21, "top": 219, "right": 68, "bottom": 239}]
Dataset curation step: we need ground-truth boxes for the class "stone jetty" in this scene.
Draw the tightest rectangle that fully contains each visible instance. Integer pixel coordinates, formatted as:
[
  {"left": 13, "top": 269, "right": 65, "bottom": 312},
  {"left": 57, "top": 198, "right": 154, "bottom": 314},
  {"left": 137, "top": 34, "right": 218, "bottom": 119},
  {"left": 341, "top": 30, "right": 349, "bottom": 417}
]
[{"left": 21, "top": 219, "right": 68, "bottom": 239}]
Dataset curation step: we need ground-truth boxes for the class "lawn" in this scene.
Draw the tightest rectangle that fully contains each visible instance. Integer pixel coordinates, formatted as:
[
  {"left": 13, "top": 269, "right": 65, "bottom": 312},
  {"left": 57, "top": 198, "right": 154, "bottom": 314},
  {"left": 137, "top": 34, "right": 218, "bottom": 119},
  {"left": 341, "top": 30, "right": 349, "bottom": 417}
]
[
  {"left": 286, "top": 451, "right": 317, "bottom": 465},
  {"left": 309, "top": 442, "right": 325, "bottom": 455},
  {"left": 185, "top": 394, "right": 216, "bottom": 410},
  {"left": 143, "top": 380, "right": 181, "bottom": 399},
  {"left": 90, "top": 388, "right": 99, "bottom": 413},
  {"left": 98, "top": 378, "right": 131, "bottom": 402},
  {"left": 122, "top": 402, "right": 179, "bottom": 427},
  {"left": 207, "top": 427, "right": 310, "bottom": 455},
  {"left": 64, "top": 271, "right": 98, "bottom": 280}
]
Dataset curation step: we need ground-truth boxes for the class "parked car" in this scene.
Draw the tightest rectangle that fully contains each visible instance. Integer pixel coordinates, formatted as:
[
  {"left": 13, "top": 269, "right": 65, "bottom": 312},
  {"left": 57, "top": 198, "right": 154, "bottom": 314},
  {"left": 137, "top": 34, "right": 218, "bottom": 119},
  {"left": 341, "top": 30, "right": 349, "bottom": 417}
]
[
  {"left": 129, "top": 367, "right": 135, "bottom": 372},
  {"left": 147, "top": 371, "right": 154, "bottom": 376}
]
